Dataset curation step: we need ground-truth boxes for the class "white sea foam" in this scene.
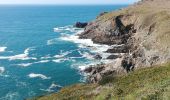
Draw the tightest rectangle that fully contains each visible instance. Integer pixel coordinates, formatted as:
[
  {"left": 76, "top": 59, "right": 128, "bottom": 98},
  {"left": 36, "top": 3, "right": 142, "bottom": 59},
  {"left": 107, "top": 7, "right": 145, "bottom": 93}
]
[
  {"left": 35, "top": 60, "right": 50, "bottom": 63},
  {"left": 78, "top": 51, "right": 94, "bottom": 60},
  {"left": 78, "top": 65, "right": 87, "bottom": 71},
  {"left": 49, "top": 83, "right": 62, "bottom": 88},
  {"left": 28, "top": 73, "right": 51, "bottom": 80},
  {"left": 0, "top": 47, "right": 37, "bottom": 61},
  {"left": 0, "top": 47, "right": 7, "bottom": 52},
  {"left": 47, "top": 38, "right": 58, "bottom": 45},
  {"left": 52, "top": 58, "right": 69, "bottom": 63},
  {"left": 56, "top": 25, "right": 120, "bottom": 76},
  {"left": 16, "top": 60, "right": 50, "bottom": 67},
  {"left": 0, "top": 92, "right": 19, "bottom": 100},
  {"left": 40, "top": 83, "right": 62, "bottom": 92},
  {"left": 52, "top": 59, "right": 63, "bottom": 63},
  {"left": 41, "top": 55, "right": 52, "bottom": 59},
  {"left": 54, "top": 50, "right": 71, "bottom": 58},
  {"left": 17, "top": 63, "right": 33, "bottom": 67},
  {"left": 0, "top": 67, "right": 5, "bottom": 74},
  {"left": 54, "top": 25, "right": 81, "bottom": 33},
  {"left": 59, "top": 31, "right": 112, "bottom": 59}
]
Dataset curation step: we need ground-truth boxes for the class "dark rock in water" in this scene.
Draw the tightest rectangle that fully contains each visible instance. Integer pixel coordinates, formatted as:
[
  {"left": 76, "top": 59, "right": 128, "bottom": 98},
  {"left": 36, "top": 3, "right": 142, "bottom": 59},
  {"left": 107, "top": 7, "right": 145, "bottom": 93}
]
[
  {"left": 93, "top": 54, "right": 102, "bottom": 59},
  {"left": 84, "top": 66, "right": 93, "bottom": 73},
  {"left": 106, "top": 55, "right": 121, "bottom": 59},
  {"left": 74, "top": 22, "right": 88, "bottom": 28}
]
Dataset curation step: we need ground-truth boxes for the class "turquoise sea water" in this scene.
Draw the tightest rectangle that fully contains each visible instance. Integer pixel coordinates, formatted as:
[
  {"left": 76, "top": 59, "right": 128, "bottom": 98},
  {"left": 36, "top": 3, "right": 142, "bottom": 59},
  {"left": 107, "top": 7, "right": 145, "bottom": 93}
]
[{"left": 0, "top": 5, "right": 127, "bottom": 100}]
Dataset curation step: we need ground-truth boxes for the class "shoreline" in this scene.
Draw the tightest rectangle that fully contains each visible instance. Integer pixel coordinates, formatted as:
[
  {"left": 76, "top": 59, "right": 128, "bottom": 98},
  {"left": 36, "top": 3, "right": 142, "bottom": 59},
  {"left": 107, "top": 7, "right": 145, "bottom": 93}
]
[{"left": 55, "top": 25, "right": 124, "bottom": 83}]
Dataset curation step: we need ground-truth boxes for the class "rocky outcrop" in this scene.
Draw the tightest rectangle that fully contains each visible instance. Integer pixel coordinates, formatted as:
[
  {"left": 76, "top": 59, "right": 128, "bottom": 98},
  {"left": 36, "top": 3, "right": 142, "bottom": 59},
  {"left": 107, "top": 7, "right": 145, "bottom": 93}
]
[
  {"left": 81, "top": 0, "right": 170, "bottom": 83},
  {"left": 84, "top": 62, "right": 126, "bottom": 83},
  {"left": 106, "top": 54, "right": 121, "bottom": 59},
  {"left": 93, "top": 54, "right": 102, "bottom": 60},
  {"left": 74, "top": 22, "right": 88, "bottom": 28}
]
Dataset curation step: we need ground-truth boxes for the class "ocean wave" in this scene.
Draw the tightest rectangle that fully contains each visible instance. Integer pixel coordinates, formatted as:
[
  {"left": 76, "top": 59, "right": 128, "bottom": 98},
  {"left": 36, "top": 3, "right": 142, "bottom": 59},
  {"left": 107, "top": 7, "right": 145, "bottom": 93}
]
[
  {"left": 50, "top": 25, "right": 83, "bottom": 45},
  {"left": 52, "top": 58, "right": 69, "bottom": 63},
  {"left": 0, "top": 67, "right": 10, "bottom": 77},
  {"left": 54, "top": 25, "right": 81, "bottom": 33},
  {"left": 40, "top": 83, "right": 62, "bottom": 92},
  {"left": 0, "top": 67, "right": 5, "bottom": 74},
  {"left": 0, "top": 47, "right": 7, "bottom": 52},
  {"left": 47, "top": 38, "right": 58, "bottom": 45},
  {"left": 54, "top": 50, "right": 71, "bottom": 58},
  {"left": 35, "top": 60, "right": 50, "bottom": 63},
  {"left": 52, "top": 50, "right": 75, "bottom": 63},
  {"left": 17, "top": 63, "right": 33, "bottom": 67},
  {"left": 16, "top": 60, "right": 50, "bottom": 67},
  {"left": 0, "top": 92, "right": 19, "bottom": 100},
  {"left": 28, "top": 73, "right": 51, "bottom": 80},
  {"left": 0, "top": 47, "right": 37, "bottom": 61},
  {"left": 40, "top": 55, "right": 52, "bottom": 59},
  {"left": 59, "top": 31, "right": 112, "bottom": 59},
  {"left": 78, "top": 51, "right": 94, "bottom": 60}
]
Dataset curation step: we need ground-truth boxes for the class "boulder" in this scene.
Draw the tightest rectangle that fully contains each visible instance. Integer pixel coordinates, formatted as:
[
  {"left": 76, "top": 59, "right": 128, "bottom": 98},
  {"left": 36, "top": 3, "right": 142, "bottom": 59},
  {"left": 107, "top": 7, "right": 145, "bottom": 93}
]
[
  {"left": 93, "top": 54, "right": 102, "bottom": 59},
  {"left": 74, "top": 22, "right": 88, "bottom": 28}
]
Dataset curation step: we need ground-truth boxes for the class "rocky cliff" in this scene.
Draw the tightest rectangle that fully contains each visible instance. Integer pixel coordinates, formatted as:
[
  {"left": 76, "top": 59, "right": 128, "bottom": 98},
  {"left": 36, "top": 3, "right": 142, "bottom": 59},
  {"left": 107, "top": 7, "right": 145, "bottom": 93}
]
[{"left": 79, "top": 0, "right": 170, "bottom": 83}]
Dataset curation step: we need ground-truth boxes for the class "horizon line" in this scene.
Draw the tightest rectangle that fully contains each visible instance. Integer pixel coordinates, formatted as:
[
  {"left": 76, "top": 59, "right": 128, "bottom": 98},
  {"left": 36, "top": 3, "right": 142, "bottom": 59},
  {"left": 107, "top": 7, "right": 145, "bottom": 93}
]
[{"left": 0, "top": 3, "right": 133, "bottom": 6}]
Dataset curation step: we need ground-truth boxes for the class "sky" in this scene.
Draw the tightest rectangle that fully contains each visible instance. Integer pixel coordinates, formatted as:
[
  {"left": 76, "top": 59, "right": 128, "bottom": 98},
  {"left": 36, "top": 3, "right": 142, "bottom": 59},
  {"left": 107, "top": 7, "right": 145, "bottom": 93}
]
[{"left": 0, "top": 0, "right": 140, "bottom": 5}]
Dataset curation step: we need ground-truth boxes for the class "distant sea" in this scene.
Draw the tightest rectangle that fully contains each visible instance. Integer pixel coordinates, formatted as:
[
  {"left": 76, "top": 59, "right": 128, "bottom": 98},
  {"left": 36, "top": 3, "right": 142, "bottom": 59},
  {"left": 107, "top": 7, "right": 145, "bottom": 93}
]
[{"left": 0, "top": 5, "right": 127, "bottom": 100}]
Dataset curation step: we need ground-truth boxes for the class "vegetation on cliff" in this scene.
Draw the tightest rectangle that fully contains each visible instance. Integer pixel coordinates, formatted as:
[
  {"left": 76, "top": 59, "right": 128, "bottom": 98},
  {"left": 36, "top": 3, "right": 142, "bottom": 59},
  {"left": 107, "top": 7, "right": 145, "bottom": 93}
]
[{"left": 35, "top": 62, "right": 170, "bottom": 100}]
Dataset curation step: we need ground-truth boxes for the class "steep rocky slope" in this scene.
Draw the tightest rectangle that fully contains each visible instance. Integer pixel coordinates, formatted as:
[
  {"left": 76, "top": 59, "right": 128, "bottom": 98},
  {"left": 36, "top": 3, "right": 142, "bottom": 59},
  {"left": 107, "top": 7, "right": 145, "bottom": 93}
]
[
  {"left": 33, "top": 0, "right": 170, "bottom": 99},
  {"left": 79, "top": 0, "right": 170, "bottom": 83}
]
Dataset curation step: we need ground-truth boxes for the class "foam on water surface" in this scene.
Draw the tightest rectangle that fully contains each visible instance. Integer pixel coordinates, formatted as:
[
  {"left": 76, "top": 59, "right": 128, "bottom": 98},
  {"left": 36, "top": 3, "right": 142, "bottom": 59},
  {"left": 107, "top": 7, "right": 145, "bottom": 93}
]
[
  {"left": 28, "top": 73, "right": 51, "bottom": 80},
  {"left": 0, "top": 47, "right": 7, "bottom": 52}
]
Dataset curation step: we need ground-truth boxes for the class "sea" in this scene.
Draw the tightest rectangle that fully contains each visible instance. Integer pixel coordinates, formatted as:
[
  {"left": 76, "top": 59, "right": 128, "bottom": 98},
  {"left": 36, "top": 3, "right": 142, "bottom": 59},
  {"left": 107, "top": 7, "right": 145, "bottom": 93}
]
[{"left": 0, "top": 5, "right": 127, "bottom": 100}]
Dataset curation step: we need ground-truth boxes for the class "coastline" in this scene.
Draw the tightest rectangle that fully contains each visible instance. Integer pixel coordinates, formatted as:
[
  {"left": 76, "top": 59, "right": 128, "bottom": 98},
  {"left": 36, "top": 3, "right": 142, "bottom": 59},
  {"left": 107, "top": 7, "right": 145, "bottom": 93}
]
[{"left": 33, "top": 0, "right": 170, "bottom": 99}]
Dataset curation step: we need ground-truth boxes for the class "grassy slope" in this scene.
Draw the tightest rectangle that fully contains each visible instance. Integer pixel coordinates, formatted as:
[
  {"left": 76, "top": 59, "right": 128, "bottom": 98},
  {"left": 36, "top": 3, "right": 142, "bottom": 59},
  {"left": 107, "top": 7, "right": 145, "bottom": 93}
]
[{"left": 35, "top": 62, "right": 170, "bottom": 100}]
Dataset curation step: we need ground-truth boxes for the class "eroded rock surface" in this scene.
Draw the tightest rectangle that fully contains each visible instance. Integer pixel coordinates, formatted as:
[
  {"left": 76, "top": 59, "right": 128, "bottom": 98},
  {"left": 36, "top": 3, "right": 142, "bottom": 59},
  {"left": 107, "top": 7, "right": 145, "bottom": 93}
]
[{"left": 81, "top": 0, "right": 170, "bottom": 83}]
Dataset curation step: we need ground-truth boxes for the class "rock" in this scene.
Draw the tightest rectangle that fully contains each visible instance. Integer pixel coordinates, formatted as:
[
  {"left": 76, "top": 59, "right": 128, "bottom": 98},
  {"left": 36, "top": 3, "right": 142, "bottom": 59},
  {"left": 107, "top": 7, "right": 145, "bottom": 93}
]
[
  {"left": 74, "top": 22, "right": 88, "bottom": 28},
  {"left": 93, "top": 54, "right": 102, "bottom": 59},
  {"left": 121, "top": 55, "right": 134, "bottom": 72},
  {"left": 84, "top": 66, "right": 93, "bottom": 73},
  {"left": 106, "top": 55, "right": 121, "bottom": 59},
  {"left": 106, "top": 45, "right": 130, "bottom": 53}
]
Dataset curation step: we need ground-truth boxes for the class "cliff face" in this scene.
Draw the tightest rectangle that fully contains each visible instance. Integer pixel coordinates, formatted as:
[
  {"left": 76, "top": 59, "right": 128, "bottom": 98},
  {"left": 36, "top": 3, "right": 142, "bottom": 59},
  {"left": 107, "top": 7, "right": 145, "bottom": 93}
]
[{"left": 78, "top": 0, "right": 170, "bottom": 83}]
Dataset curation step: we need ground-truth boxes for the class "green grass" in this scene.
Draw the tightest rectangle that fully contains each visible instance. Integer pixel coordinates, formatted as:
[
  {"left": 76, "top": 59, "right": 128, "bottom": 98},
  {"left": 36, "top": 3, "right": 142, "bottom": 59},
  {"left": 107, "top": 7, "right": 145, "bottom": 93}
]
[
  {"left": 34, "top": 62, "right": 170, "bottom": 100},
  {"left": 100, "top": 62, "right": 170, "bottom": 99}
]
